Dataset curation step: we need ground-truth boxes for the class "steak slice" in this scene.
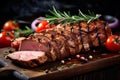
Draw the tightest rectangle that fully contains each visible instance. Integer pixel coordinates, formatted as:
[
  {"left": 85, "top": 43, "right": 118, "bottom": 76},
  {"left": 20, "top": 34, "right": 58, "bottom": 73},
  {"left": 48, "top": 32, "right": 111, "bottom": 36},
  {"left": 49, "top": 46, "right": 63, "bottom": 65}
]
[
  {"left": 19, "top": 39, "right": 53, "bottom": 61},
  {"left": 7, "top": 51, "right": 48, "bottom": 67},
  {"left": 19, "top": 39, "right": 49, "bottom": 52}
]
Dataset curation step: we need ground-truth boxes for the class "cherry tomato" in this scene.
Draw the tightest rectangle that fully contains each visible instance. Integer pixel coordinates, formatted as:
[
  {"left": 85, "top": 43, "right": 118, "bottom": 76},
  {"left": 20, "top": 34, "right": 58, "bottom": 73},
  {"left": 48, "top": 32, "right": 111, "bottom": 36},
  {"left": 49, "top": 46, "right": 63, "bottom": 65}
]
[
  {"left": 0, "top": 31, "right": 14, "bottom": 48},
  {"left": 106, "top": 35, "right": 120, "bottom": 52},
  {"left": 36, "top": 20, "right": 48, "bottom": 32},
  {"left": 3, "top": 20, "right": 19, "bottom": 31}
]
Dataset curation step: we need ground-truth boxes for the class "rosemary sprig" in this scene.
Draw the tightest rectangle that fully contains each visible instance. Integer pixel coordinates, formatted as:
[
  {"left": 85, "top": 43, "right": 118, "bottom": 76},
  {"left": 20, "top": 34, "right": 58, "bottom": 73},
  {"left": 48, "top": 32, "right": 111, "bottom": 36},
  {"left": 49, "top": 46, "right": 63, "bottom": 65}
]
[
  {"left": 39, "top": 7, "right": 101, "bottom": 24},
  {"left": 14, "top": 26, "right": 34, "bottom": 38}
]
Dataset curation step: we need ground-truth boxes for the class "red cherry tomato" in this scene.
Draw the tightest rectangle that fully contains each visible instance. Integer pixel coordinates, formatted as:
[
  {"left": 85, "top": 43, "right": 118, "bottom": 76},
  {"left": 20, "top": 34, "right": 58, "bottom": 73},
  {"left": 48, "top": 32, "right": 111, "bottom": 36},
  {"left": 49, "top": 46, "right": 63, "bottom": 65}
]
[
  {"left": 3, "top": 20, "right": 19, "bottom": 31},
  {"left": 36, "top": 20, "right": 48, "bottom": 32},
  {"left": 106, "top": 35, "right": 120, "bottom": 52},
  {"left": 0, "top": 31, "right": 14, "bottom": 48}
]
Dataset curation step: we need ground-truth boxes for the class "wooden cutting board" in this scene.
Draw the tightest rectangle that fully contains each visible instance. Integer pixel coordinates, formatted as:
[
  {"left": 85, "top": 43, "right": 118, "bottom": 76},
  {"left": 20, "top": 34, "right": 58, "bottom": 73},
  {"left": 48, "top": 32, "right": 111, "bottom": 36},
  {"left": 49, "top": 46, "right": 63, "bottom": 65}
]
[{"left": 0, "top": 47, "right": 120, "bottom": 80}]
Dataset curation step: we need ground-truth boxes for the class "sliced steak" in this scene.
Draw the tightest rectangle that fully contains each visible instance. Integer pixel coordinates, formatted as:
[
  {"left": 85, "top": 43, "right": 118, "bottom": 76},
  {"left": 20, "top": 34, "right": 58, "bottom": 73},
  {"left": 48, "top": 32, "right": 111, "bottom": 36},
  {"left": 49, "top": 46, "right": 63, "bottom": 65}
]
[
  {"left": 7, "top": 20, "right": 112, "bottom": 67},
  {"left": 7, "top": 51, "right": 48, "bottom": 67}
]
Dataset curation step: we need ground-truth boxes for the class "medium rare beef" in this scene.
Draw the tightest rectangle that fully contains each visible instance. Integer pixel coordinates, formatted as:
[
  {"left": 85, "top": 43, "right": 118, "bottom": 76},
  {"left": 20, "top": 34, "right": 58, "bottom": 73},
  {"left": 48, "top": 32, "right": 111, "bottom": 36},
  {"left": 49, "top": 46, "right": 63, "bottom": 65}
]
[
  {"left": 19, "top": 39, "right": 49, "bottom": 52},
  {"left": 7, "top": 51, "right": 48, "bottom": 67},
  {"left": 7, "top": 20, "right": 112, "bottom": 67}
]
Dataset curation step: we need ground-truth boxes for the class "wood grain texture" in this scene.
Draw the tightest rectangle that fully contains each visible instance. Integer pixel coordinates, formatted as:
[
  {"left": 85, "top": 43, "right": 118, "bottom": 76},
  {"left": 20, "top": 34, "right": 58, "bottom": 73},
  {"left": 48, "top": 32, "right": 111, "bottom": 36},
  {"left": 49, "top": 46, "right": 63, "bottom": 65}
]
[{"left": 0, "top": 47, "right": 120, "bottom": 80}]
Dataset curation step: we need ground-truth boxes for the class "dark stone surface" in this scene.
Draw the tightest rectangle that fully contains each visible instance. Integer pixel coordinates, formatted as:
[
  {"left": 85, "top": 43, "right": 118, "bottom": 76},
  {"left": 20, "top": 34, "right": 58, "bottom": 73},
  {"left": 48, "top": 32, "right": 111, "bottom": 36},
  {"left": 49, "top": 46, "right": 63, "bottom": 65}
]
[{"left": 0, "top": 0, "right": 120, "bottom": 29}]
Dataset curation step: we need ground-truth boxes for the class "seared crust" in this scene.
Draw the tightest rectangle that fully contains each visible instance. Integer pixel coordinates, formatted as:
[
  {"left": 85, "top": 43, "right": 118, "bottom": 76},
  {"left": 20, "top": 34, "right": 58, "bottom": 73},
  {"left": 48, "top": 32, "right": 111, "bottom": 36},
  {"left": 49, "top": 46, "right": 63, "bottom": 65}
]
[
  {"left": 8, "top": 20, "right": 112, "bottom": 67},
  {"left": 27, "top": 20, "right": 112, "bottom": 61}
]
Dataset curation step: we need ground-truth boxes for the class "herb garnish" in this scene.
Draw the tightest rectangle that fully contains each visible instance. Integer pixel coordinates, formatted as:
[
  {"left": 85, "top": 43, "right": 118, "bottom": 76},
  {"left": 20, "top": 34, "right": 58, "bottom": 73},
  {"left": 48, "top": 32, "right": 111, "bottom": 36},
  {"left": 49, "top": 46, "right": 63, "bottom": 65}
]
[
  {"left": 14, "top": 26, "right": 34, "bottom": 38},
  {"left": 39, "top": 7, "right": 101, "bottom": 24}
]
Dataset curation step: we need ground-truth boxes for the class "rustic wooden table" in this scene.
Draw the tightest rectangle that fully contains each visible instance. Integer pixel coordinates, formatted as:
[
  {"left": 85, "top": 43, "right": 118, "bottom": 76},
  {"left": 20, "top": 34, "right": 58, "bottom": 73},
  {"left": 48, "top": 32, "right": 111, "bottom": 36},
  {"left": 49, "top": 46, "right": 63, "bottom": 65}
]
[{"left": 0, "top": 47, "right": 120, "bottom": 80}]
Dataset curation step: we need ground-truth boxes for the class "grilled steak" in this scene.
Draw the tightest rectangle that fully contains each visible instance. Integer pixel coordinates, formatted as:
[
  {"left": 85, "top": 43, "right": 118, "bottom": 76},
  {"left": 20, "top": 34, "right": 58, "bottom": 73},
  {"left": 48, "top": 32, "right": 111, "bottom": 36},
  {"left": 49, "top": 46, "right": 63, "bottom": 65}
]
[{"left": 7, "top": 20, "right": 112, "bottom": 67}]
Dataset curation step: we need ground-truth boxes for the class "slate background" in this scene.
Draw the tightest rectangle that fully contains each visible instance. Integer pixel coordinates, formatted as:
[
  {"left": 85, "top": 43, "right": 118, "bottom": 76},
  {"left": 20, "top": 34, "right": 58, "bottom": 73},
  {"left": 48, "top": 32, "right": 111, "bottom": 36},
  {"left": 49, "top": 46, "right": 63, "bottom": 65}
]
[{"left": 0, "top": 0, "right": 120, "bottom": 30}]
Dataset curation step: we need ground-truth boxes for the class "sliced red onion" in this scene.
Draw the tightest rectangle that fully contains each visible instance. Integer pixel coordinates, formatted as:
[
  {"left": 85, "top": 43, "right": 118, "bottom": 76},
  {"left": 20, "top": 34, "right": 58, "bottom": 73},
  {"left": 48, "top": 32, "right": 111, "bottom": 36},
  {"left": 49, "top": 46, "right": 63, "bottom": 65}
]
[
  {"left": 31, "top": 17, "right": 45, "bottom": 31},
  {"left": 103, "top": 15, "right": 119, "bottom": 28},
  {"left": 109, "top": 17, "right": 119, "bottom": 28},
  {"left": 31, "top": 19, "right": 41, "bottom": 31}
]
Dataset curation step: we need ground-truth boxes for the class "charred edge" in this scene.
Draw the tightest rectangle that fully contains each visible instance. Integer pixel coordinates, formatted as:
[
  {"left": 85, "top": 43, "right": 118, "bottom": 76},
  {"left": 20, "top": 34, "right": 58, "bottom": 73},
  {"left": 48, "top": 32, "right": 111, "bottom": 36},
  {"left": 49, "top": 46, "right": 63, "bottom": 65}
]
[
  {"left": 71, "top": 32, "right": 79, "bottom": 53},
  {"left": 71, "top": 24, "right": 79, "bottom": 53},
  {"left": 14, "top": 60, "right": 37, "bottom": 68},
  {"left": 28, "top": 34, "right": 34, "bottom": 39},
  {"left": 103, "top": 22, "right": 108, "bottom": 40},
  {"left": 31, "top": 58, "right": 43, "bottom": 66},
  {"left": 60, "top": 33, "right": 71, "bottom": 58},
  {"left": 95, "top": 27, "right": 101, "bottom": 46},
  {"left": 51, "top": 33, "right": 65, "bottom": 60},
  {"left": 70, "top": 25, "right": 74, "bottom": 32},
  {"left": 52, "top": 40, "right": 61, "bottom": 60},
  {"left": 56, "top": 36, "right": 67, "bottom": 59},
  {"left": 64, "top": 40, "right": 71, "bottom": 57},
  {"left": 79, "top": 25, "right": 85, "bottom": 52},
  {"left": 34, "top": 35, "right": 53, "bottom": 61},
  {"left": 45, "top": 52, "right": 53, "bottom": 62},
  {"left": 43, "top": 30, "right": 61, "bottom": 60},
  {"left": 87, "top": 25, "right": 94, "bottom": 50},
  {"left": 25, "top": 61, "right": 38, "bottom": 68}
]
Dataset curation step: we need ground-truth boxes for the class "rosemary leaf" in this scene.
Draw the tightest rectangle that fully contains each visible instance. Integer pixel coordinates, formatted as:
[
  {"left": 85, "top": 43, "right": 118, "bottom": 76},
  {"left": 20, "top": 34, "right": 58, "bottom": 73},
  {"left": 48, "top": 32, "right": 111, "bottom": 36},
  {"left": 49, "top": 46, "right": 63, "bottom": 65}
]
[
  {"left": 78, "top": 10, "right": 87, "bottom": 19},
  {"left": 14, "top": 26, "right": 34, "bottom": 38}
]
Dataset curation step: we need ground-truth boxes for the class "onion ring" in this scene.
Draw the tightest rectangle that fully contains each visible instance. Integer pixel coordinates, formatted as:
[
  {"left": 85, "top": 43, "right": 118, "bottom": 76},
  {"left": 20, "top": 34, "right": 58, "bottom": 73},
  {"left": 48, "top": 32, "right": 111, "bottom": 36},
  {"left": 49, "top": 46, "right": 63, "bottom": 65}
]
[
  {"left": 103, "top": 15, "right": 119, "bottom": 28},
  {"left": 31, "top": 19, "right": 41, "bottom": 31},
  {"left": 31, "top": 17, "right": 45, "bottom": 31}
]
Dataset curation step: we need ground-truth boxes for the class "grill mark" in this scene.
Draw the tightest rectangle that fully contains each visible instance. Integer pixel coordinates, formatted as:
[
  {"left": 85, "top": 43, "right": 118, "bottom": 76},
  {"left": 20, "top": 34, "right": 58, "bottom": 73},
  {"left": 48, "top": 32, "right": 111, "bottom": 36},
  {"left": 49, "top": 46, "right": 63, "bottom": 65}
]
[
  {"left": 60, "top": 31, "right": 71, "bottom": 57},
  {"left": 71, "top": 24, "right": 80, "bottom": 53},
  {"left": 70, "top": 32, "right": 79, "bottom": 53},
  {"left": 95, "top": 27, "right": 101, "bottom": 46},
  {"left": 79, "top": 25, "right": 85, "bottom": 52},
  {"left": 60, "top": 31, "right": 71, "bottom": 55},
  {"left": 34, "top": 35, "right": 57, "bottom": 61},
  {"left": 55, "top": 33, "right": 69, "bottom": 59},
  {"left": 87, "top": 25, "right": 93, "bottom": 50},
  {"left": 103, "top": 22, "right": 108, "bottom": 39}
]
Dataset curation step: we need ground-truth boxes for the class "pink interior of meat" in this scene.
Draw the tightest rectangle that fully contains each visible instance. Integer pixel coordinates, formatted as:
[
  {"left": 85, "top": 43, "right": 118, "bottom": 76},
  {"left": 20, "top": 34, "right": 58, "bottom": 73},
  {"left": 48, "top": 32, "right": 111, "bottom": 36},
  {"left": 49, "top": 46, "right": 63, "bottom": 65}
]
[
  {"left": 19, "top": 39, "right": 49, "bottom": 52},
  {"left": 7, "top": 51, "right": 45, "bottom": 61},
  {"left": 7, "top": 52, "right": 21, "bottom": 60}
]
